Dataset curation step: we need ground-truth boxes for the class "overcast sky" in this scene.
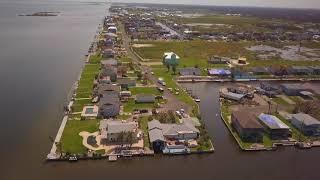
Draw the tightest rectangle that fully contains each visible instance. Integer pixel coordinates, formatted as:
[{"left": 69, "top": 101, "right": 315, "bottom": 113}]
[{"left": 112, "top": 0, "right": 320, "bottom": 9}]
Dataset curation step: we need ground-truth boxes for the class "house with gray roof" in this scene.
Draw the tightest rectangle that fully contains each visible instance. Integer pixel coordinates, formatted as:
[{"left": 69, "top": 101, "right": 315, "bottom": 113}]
[
  {"left": 101, "top": 59, "right": 118, "bottom": 67},
  {"left": 117, "top": 78, "right": 136, "bottom": 89},
  {"left": 258, "top": 113, "right": 291, "bottom": 139},
  {"left": 98, "top": 95, "right": 120, "bottom": 118},
  {"left": 94, "top": 84, "right": 120, "bottom": 97},
  {"left": 280, "top": 83, "right": 313, "bottom": 96},
  {"left": 179, "top": 68, "right": 201, "bottom": 76},
  {"left": 99, "top": 120, "right": 138, "bottom": 144},
  {"left": 291, "top": 113, "right": 320, "bottom": 136},
  {"left": 100, "top": 66, "right": 117, "bottom": 82},
  {"left": 147, "top": 119, "right": 200, "bottom": 152},
  {"left": 135, "top": 94, "right": 155, "bottom": 103}
]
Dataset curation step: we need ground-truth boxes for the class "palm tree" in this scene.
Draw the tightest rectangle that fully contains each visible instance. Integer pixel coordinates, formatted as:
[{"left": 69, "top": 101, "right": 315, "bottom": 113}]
[
  {"left": 126, "top": 131, "right": 135, "bottom": 148},
  {"left": 117, "top": 131, "right": 126, "bottom": 149}
]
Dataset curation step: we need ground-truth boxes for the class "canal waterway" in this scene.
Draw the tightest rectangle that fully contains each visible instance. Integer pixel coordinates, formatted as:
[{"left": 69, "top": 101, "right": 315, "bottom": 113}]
[{"left": 0, "top": 1, "right": 320, "bottom": 180}]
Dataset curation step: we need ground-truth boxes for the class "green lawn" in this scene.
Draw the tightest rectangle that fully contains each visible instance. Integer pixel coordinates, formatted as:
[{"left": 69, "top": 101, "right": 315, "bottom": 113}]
[
  {"left": 72, "top": 99, "right": 92, "bottom": 113},
  {"left": 272, "top": 97, "right": 290, "bottom": 106},
  {"left": 75, "top": 64, "right": 100, "bottom": 98},
  {"left": 61, "top": 119, "right": 99, "bottom": 154},
  {"left": 123, "top": 99, "right": 156, "bottom": 112},
  {"left": 138, "top": 116, "right": 151, "bottom": 148},
  {"left": 133, "top": 40, "right": 320, "bottom": 68},
  {"left": 89, "top": 54, "right": 103, "bottom": 64},
  {"left": 129, "top": 87, "right": 161, "bottom": 95},
  {"left": 133, "top": 40, "right": 253, "bottom": 68}
]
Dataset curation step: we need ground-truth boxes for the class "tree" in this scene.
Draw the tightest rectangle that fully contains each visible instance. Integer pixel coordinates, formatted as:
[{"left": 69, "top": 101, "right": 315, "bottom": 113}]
[
  {"left": 172, "top": 65, "right": 177, "bottom": 75},
  {"left": 166, "top": 64, "right": 170, "bottom": 72},
  {"left": 117, "top": 131, "right": 126, "bottom": 148},
  {"left": 126, "top": 131, "right": 135, "bottom": 148}
]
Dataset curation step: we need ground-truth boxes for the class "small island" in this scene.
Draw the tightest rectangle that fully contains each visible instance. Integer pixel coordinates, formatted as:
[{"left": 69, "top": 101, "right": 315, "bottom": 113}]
[{"left": 18, "top": 12, "right": 60, "bottom": 17}]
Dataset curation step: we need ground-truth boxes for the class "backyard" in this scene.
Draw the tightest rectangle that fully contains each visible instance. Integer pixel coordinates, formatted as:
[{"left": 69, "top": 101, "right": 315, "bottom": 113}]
[
  {"left": 75, "top": 64, "right": 100, "bottom": 98},
  {"left": 61, "top": 119, "right": 99, "bottom": 154}
]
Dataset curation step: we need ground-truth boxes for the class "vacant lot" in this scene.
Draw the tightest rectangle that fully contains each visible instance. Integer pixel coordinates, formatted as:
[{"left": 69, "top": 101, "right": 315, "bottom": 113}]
[
  {"left": 61, "top": 119, "right": 99, "bottom": 154},
  {"left": 75, "top": 64, "right": 100, "bottom": 98},
  {"left": 133, "top": 41, "right": 320, "bottom": 68}
]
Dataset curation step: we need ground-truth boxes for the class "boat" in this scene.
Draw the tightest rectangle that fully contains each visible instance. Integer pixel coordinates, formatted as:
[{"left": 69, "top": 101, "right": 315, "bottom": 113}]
[
  {"left": 194, "top": 98, "right": 201, "bottom": 102},
  {"left": 68, "top": 156, "right": 78, "bottom": 161}
]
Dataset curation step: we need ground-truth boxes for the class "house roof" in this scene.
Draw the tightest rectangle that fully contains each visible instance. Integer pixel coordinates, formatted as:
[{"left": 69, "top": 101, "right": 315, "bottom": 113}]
[
  {"left": 179, "top": 68, "right": 201, "bottom": 76},
  {"left": 95, "top": 84, "right": 120, "bottom": 96},
  {"left": 108, "top": 121, "right": 136, "bottom": 134},
  {"left": 149, "top": 128, "right": 165, "bottom": 142},
  {"left": 136, "top": 94, "right": 155, "bottom": 102},
  {"left": 292, "top": 113, "right": 320, "bottom": 126},
  {"left": 100, "top": 120, "right": 137, "bottom": 134},
  {"left": 117, "top": 78, "right": 136, "bottom": 85},
  {"left": 232, "top": 111, "right": 263, "bottom": 129},
  {"left": 148, "top": 119, "right": 200, "bottom": 138},
  {"left": 208, "top": 68, "right": 231, "bottom": 75},
  {"left": 101, "top": 59, "right": 118, "bottom": 66},
  {"left": 100, "top": 67, "right": 117, "bottom": 77},
  {"left": 258, "top": 113, "right": 290, "bottom": 130},
  {"left": 163, "top": 52, "right": 180, "bottom": 60}
]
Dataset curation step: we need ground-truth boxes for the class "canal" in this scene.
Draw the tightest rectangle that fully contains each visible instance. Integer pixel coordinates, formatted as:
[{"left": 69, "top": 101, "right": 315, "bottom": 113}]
[{"left": 1, "top": 1, "right": 320, "bottom": 180}]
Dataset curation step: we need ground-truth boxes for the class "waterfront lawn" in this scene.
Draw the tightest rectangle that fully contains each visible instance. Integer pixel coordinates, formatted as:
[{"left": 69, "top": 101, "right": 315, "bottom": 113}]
[
  {"left": 61, "top": 119, "right": 99, "bottom": 154},
  {"left": 72, "top": 99, "right": 92, "bottom": 113},
  {"left": 152, "top": 67, "right": 199, "bottom": 116},
  {"left": 129, "top": 87, "right": 161, "bottom": 96},
  {"left": 75, "top": 64, "right": 100, "bottom": 98},
  {"left": 89, "top": 54, "right": 103, "bottom": 64},
  {"left": 138, "top": 116, "right": 151, "bottom": 149},
  {"left": 123, "top": 99, "right": 156, "bottom": 112}
]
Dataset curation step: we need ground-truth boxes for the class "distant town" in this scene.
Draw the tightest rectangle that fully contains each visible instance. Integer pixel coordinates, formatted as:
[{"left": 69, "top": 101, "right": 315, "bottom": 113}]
[{"left": 47, "top": 3, "right": 320, "bottom": 162}]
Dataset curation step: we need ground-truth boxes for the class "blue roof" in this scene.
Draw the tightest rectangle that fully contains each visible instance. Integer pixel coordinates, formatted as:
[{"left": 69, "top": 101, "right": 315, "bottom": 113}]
[
  {"left": 208, "top": 69, "right": 231, "bottom": 75},
  {"left": 258, "top": 113, "right": 290, "bottom": 129}
]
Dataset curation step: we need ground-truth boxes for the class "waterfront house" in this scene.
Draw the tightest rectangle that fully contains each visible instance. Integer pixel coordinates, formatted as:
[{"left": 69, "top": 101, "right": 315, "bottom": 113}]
[
  {"left": 108, "top": 26, "right": 117, "bottom": 34},
  {"left": 231, "top": 111, "right": 264, "bottom": 142},
  {"left": 220, "top": 89, "right": 245, "bottom": 102},
  {"left": 256, "top": 82, "right": 280, "bottom": 97},
  {"left": 280, "top": 84, "right": 312, "bottom": 96},
  {"left": 100, "top": 66, "right": 117, "bottom": 83},
  {"left": 309, "top": 66, "right": 320, "bottom": 75},
  {"left": 101, "top": 59, "right": 118, "bottom": 68},
  {"left": 258, "top": 113, "right": 291, "bottom": 139},
  {"left": 208, "top": 56, "right": 229, "bottom": 64},
  {"left": 135, "top": 94, "right": 155, "bottom": 103},
  {"left": 98, "top": 96, "right": 120, "bottom": 118},
  {"left": 163, "top": 52, "right": 180, "bottom": 66},
  {"left": 99, "top": 119, "right": 138, "bottom": 144},
  {"left": 148, "top": 119, "right": 200, "bottom": 152},
  {"left": 291, "top": 113, "right": 320, "bottom": 136},
  {"left": 288, "top": 66, "right": 312, "bottom": 75},
  {"left": 94, "top": 84, "right": 120, "bottom": 97},
  {"left": 179, "top": 68, "right": 201, "bottom": 76},
  {"left": 102, "top": 49, "right": 115, "bottom": 58},
  {"left": 208, "top": 68, "right": 231, "bottom": 77},
  {"left": 117, "top": 78, "right": 136, "bottom": 89},
  {"left": 250, "top": 67, "right": 270, "bottom": 75}
]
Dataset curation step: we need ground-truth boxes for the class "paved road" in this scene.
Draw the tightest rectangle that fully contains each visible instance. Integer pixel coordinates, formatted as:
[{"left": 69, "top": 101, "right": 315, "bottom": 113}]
[{"left": 119, "top": 23, "right": 192, "bottom": 113}]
